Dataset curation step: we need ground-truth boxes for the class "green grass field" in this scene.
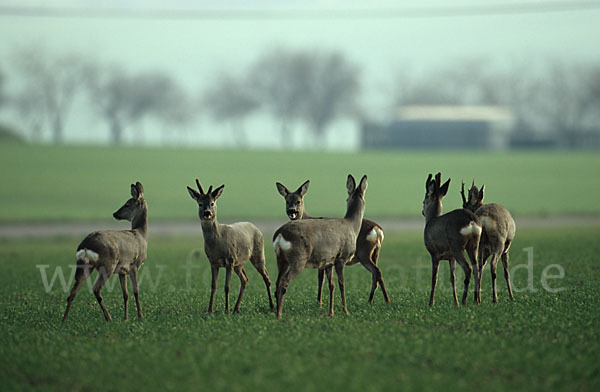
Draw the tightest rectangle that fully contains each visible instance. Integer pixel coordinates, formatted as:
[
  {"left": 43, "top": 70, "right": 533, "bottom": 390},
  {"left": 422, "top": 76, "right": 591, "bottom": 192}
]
[
  {"left": 1, "top": 227, "right": 599, "bottom": 391},
  {"left": 1, "top": 143, "right": 599, "bottom": 222}
]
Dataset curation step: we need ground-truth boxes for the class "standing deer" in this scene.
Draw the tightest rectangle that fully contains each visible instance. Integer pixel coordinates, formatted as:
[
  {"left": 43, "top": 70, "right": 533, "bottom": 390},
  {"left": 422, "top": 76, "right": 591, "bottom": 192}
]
[
  {"left": 422, "top": 173, "right": 482, "bottom": 306},
  {"left": 187, "top": 179, "right": 274, "bottom": 313},
  {"left": 461, "top": 181, "right": 516, "bottom": 302},
  {"left": 62, "top": 182, "right": 147, "bottom": 322},
  {"left": 276, "top": 180, "right": 390, "bottom": 305},
  {"left": 273, "top": 174, "right": 368, "bottom": 319}
]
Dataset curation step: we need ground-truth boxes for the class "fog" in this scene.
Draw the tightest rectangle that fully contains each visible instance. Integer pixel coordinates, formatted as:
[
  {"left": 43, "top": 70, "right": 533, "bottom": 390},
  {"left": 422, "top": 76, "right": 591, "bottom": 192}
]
[{"left": 1, "top": 0, "right": 599, "bottom": 149}]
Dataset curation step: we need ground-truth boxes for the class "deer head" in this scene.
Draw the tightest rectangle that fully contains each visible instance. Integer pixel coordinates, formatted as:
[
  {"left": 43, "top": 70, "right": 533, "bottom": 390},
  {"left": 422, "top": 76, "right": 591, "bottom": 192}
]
[
  {"left": 276, "top": 180, "right": 310, "bottom": 220},
  {"left": 187, "top": 179, "right": 225, "bottom": 221},
  {"left": 113, "top": 182, "right": 146, "bottom": 221},
  {"left": 422, "top": 172, "right": 450, "bottom": 219},
  {"left": 460, "top": 180, "right": 485, "bottom": 213}
]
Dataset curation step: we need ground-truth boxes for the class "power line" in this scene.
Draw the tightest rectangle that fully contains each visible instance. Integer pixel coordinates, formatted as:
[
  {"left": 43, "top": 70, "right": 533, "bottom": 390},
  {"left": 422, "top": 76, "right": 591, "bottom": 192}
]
[{"left": 0, "top": 1, "right": 599, "bottom": 20}]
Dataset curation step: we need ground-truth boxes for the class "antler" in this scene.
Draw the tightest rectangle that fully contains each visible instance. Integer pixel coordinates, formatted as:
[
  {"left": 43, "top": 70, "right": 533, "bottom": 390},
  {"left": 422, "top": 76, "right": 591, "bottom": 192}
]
[
  {"left": 460, "top": 181, "right": 467, "bottom": 206},
  {"left": 195, "top": 179, "right": 205, "bottom": 195}
]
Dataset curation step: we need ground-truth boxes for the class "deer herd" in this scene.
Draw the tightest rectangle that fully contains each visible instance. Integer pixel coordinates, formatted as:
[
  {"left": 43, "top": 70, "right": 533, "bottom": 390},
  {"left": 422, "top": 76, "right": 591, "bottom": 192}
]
[{"left": 62, "top": 172, "right": 516, "bottom": 322}]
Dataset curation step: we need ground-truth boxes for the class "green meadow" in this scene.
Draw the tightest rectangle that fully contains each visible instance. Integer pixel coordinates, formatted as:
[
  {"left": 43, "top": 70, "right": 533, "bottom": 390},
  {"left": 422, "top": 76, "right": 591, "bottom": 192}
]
[
  {"left": 1, "top": 143, "right": 599, "bottom": 391},
  {"left": 1, "top": 143, "right": 599, "bottom": 222},
  {"left": 1, "top": 227, "right": 599, "bottom": 391}
]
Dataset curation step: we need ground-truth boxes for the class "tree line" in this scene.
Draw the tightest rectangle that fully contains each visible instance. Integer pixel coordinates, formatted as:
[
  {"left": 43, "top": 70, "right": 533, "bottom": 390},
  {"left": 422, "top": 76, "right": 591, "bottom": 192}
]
[{"left": 0, "top": 46, "right": 598, "bottom": 147}]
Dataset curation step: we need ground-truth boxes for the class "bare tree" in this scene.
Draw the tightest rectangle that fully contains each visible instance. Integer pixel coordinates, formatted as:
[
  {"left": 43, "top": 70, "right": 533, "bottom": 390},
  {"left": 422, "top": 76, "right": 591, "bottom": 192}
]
[
  {"left": 87, "top": 66, "right": 192, "bottom": 145},
  {"left": 12, "top": 46, "right": 90, "bottom": 143},
  {"left": 300, "top": 51, "right": 361, "bottom": 145},
  {"left": 250, "top": 48, "right": 311, "bottom": 148},
  {"left": 202, "top": 73, "right": 258, "bottom": 147}
]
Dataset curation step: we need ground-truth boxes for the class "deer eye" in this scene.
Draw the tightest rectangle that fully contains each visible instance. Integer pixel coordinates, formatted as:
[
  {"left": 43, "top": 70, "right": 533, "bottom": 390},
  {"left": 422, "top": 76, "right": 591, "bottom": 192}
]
[{"left": 210, "top": 202, "right": 215, "bottom": 207}]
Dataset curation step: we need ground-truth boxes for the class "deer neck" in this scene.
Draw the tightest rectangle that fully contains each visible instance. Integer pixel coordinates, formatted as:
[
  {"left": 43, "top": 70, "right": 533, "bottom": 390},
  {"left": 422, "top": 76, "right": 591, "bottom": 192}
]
[
  {"left": 201, "top": 218, "right": 221, "bottom": 241},
  {"left": 131, "top": 208, "right": 148, "bottom": 238},
  {"left": 424, "top": 201, "right": 443, "bottom": 224},
  {"left": 344, "top": 197, "right": 364, "bottom": 233}
]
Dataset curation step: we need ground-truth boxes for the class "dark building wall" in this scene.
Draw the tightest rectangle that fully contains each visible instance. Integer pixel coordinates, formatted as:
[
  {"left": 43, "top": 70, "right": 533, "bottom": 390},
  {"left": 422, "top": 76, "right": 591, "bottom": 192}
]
[{"left": 363, "top": 120, "right": 493, "bottom": 149}]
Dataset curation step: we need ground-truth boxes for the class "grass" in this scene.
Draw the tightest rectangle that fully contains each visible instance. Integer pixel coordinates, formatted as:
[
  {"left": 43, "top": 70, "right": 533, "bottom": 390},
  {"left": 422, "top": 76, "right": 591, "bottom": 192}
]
[
  {"left": 1, "top": 143, "right": 599, "bottom": 222},
  {"left": 1, "top": 227, "right": 599, "bottom": 391}
]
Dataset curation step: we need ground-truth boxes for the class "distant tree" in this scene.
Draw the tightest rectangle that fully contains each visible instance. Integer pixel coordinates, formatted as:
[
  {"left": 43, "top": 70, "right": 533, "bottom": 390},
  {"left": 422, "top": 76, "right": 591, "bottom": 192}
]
[
  {"left": 299, "top": 51, "right": 361, "bottom": 145},
  {"left": 534, "top": 61, "right": 599, "bottom": 145},
  {"left": 148, "top": 74, "right": 195, "bottom": 144},
  {"left": 12, "top": 46, "right": 90, "bottom": 143},
  {"left": 87, "top": 66, "right": 192, "bottom": 145},
  {"left": 249, "top": 48, "right": 310, "bottom": 147},
  {"left": 202, "top": 73, "right": 258, "bottom": 147}
]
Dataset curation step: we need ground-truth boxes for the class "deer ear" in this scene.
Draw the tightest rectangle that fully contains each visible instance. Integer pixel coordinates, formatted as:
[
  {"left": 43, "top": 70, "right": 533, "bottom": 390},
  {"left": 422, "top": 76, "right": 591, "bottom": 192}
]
[
  {"left": 276, "top": 182, "right": 289, "bottom": 197},
  {"left": 131, "top": 184, "right": 140, "bottom": 199},
  {"left": 135, "top": 182, "right": 144, "bottom": 197},
  {"left": 212, "top": 184, "right": 225, "bottom": 200},
  {"left": 187, "top": 186, "right": 200, "bottom": 201},
  {"left": 439, "top": 178, "right": 451, "bottom": 197},
  {"left": 346, "top": 174, "right": 356, "bottom": 194},
  {"left": 358, "top": 175, "right": 368, "bottom": 194},
  {"left": 298, "top": 180, "right": 310, "bottom": 196},
  {"left": 479, "top": 185, "right": 485, "bottom": 201}
]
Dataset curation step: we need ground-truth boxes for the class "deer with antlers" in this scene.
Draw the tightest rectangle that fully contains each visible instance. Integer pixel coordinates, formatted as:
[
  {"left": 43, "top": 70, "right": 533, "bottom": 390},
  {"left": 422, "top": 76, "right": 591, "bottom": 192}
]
[
  {"left": 187, "top": 179, "right": 274, "bottom": 313},
  {"left": 461, "top": 181, "right": 516, "bottom": 302},
  {"left": 422, "top": 173, "right": 482, "bottom": 306},
  {"left": 276, "top": 180, "right": 390, "bottom": 305}
]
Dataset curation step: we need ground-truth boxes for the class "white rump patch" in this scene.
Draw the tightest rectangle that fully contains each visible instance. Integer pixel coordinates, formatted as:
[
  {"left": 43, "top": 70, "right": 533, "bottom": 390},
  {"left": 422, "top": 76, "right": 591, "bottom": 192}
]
[
  {"left": 480, "top": 216, "right": 496, "bottom": 230},
  {"left": 460, "top": 221, "right": 482, "bottom": 237},
  {"left": 76, "top": 249, "right": 99, "bottom": 264},
  {"left": 366, "top": 228, "right": 378, "bottom": 243},
  {"left": 366, "top": 227, "right": 384, "bottom": 245},
  {"left": 273, "top": 234, "right": 292, "bottom": 255}
]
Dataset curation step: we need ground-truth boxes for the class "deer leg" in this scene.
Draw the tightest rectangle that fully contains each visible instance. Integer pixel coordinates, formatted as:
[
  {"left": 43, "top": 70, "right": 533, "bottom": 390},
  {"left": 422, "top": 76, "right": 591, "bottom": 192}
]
[
  {"left": 250, "top": 251, "right": 275, "bottom": 310},
  {"left": 317, "top": 269, "right": 325, "bottom": 306},
  {"left": 224, "top": 265, "right": 232, "bottom": 313},
  {"left": 233, "top": 266, "right": 248, "bottom": 313},
  {"left": 93, "top": 267, "right": 114, "bottom": 322},
  {"left": 501, "top": 251, "right": 515, "bottom": 300},
  {"left": 62, "top": 263, "right": 93, "bottom": 322},
  {"left": 119, "top": 274, "right": 129, "bottom": 320},
  {"left": 128, "top": 267, "right": 143, "bottom": 319},
  {"left": 370, "top": 245, "right": 390, "bottom": 304},
  {"left": 454, "top": 256, "right": 472, "bottom": 306},
  {"left": 465, "top": 246, "right": 480, "bottom": 305},
  {"left": 325, "top": 266, "right": 335, "bottom": 317},
  {"left": 335, "top": 263, "right": 349, "bottom": 315},
  {"left": 449, "top": 259, "right": 459, "bottom": 306},
  {"left": 489, "top": 253, "right": 501, "bottom": 303},
  {"left": 429, "top": 257, "right": 440, "bottom": 307},
  {"left": 208, "top": 265, "right": 219, "bottom": 314},
  {"left": 275, "top": 262, "right": 304, "bottom": 319}
]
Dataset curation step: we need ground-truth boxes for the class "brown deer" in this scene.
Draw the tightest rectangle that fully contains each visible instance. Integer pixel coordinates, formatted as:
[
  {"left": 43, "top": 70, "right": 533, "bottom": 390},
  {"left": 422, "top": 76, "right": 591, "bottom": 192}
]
[
  {"left": 62, "top": 182, "right": 147, "bottom": 322},
  {"left": 461, "top": 181, "right": 516, "bottom": 302},
  {"left": 276, "top": 180, "right": 390, "bottom": 305},
  {"left": 187, "top": 179, "right": 274, "bottom": 313},
  {"left": 273, "top": 174, "right": 368, "bottom": 319},
  {"left": 422, "top": 173, "right": 482, "bottom": 306}
]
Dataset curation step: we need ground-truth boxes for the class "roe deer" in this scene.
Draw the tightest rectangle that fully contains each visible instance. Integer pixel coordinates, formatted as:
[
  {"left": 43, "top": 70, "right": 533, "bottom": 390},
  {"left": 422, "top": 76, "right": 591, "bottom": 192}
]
[
  {"left": 187, "top": 179, "right": 274, "bottom": 313},
  {"left": 276, "top": 180, "right": 390, "bottom": 305},
  {"left": 62, "top": 182, "right": 147, "bottom": 322},
  {"left": 273, "top": 174, "right": 368, "bottom": 319},
  {"left": 422, "top": 173, "right": 482, "bottom": 306},
  {"left": 461, "top": 181, "right": 516, "bottom": 302}
]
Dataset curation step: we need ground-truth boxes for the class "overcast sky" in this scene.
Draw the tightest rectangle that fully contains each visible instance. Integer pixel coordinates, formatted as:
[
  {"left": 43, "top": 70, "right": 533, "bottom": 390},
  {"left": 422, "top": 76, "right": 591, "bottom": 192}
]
[{"left": 1, "top": 0, "right": 599, "bottom": 147}]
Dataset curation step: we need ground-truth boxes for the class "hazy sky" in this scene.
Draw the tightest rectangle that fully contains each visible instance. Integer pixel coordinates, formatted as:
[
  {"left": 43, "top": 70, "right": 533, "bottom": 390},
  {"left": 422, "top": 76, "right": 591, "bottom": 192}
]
[{"left": 1, "top": 0, "right": 599, "bottom": 147}]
